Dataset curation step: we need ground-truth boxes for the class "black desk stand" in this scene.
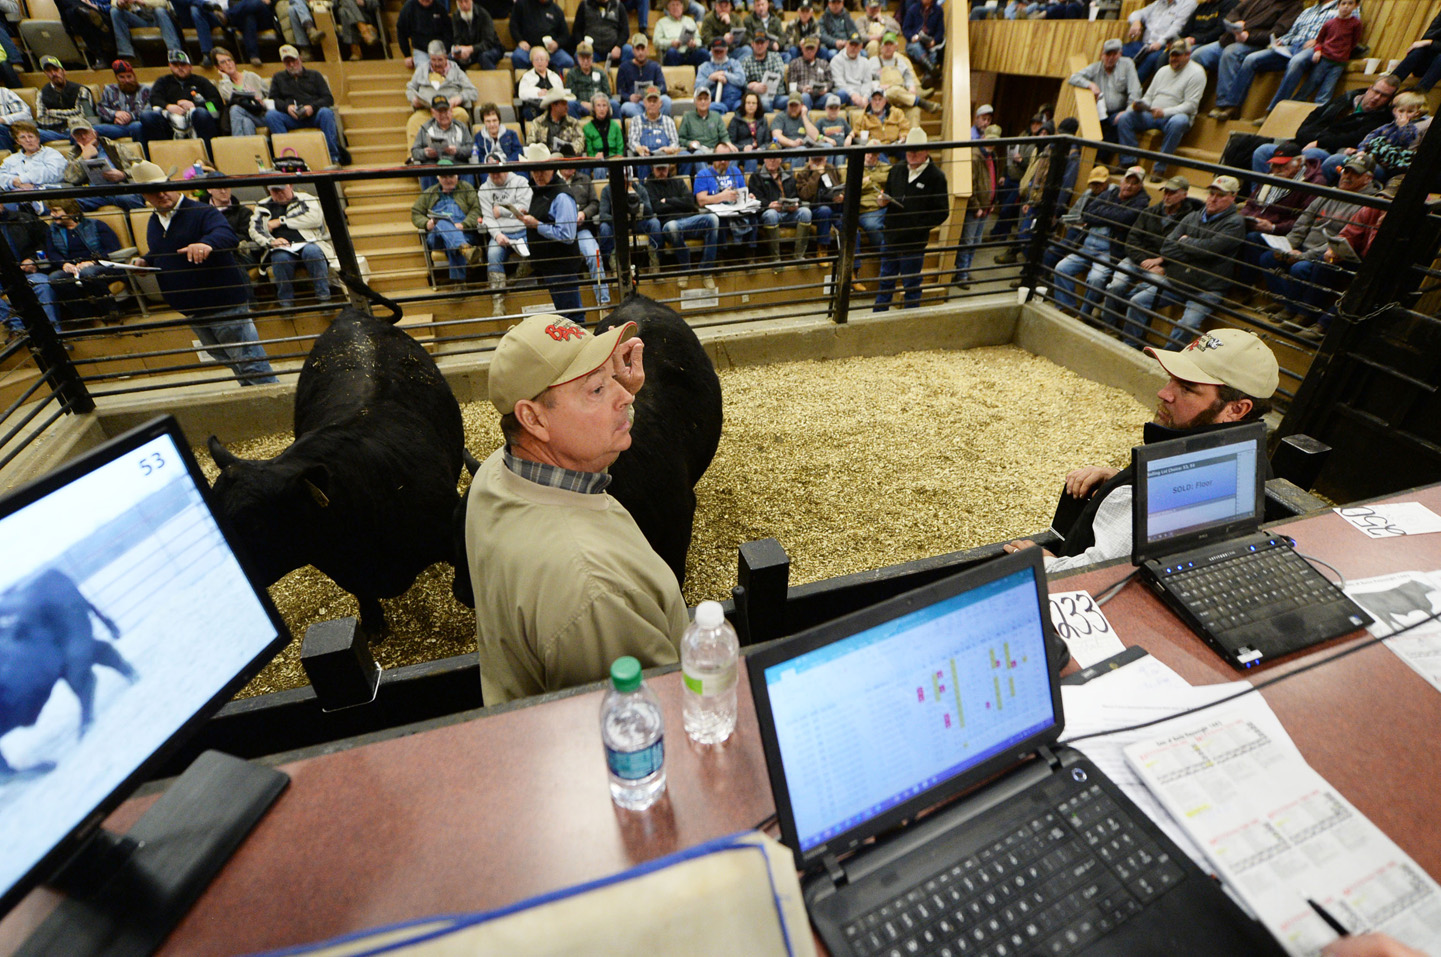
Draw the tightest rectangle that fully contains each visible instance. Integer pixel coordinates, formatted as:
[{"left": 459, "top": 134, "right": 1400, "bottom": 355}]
[{"left": 18, "top": 751, "right": 288, "bottom": 957}]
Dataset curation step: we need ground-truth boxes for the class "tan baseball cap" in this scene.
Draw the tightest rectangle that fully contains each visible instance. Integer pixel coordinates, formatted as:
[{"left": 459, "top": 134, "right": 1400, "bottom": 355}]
[
  {"left": 279, "top": 44, "right": 301, "bottom": 60},
  {"left": 1144, "top": 329, "right": 1279, "bottom": 399},
  {"left": 489, "top": 315, "right": 638, "bottom": 414},
  {"left": 1208, "top": 174, "right": 1241, "bottom": 194},
  {"left": 1086, "top": 166, "right": 1109, "bottom": 184}
]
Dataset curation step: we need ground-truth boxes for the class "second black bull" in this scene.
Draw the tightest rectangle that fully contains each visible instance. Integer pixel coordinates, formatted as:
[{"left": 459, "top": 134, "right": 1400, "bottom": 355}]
[{"left": 455, "top": 293, "right": 724, "bottom": 607}]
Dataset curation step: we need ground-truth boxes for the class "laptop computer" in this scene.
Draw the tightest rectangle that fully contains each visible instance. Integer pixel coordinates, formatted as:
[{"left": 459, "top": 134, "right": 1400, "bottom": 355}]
[
  {"left": 746, "top": 548, "right": 1284, "bottom": 957},
  {"left": 1131, "top": 422, "right": 1371, "bottom": 670}
]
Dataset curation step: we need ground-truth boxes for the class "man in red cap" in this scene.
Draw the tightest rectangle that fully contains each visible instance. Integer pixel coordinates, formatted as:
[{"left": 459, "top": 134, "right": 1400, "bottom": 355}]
[
  {"left": 464, "top": 314, "right": 687, "bottom": 704},
  {"left": 95, "top": 60, "right": 169, "bottom": 152},
  {"left": 1007, "top": 328, "right": 1279, "bottom": 572}
]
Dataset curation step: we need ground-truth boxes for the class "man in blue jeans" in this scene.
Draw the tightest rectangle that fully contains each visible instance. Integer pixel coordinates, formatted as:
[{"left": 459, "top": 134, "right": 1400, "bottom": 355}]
[
  {"left": 1052, "top": 166, "right": 1149, "bottom": 317},
  {"left": 265, "top": 46, "right": 350, "bottom": 166},
  {"left": 646, "top": 160, "right": 719, "bottom": 289},
  {"left": 111, "top": 0, "right": 183, "bottom": 60},
  {"left": 1120, "top": 174, "right": 1244, "bottom": 347},
  {"left": 131, "top": 161, "right": 277, "bottom": 386},
  {"left": 1115, "top": 39, "right": 1205, "bottom": 182},
  {"left": 874, "top": 128, "right": 948, "bottom": 311},
  {"left": 1205, "top": 0, "right": 1345, "bottom": 122}
]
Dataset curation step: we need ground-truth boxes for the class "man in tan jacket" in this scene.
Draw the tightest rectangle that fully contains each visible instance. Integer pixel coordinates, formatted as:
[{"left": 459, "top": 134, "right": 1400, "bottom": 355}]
[{"left": 465, "top": 315, "right": 688, "bottom": 704}]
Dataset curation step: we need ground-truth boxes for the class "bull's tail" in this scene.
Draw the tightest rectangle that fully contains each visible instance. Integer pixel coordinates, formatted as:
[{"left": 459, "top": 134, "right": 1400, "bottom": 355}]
[
  {"left": 338, "top": 272, "right": 404, "bottom": 325},
  {"left": 85, "top": 599, "right": 121, "bottom": 643}
]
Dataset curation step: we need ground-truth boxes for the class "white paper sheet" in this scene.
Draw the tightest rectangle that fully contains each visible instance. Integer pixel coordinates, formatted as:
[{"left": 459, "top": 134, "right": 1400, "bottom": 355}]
[
  {"left": 1047, "top": 590, "right": 1126, "bottom": 667},
  {"left": 1124, "top": 700, "right": 1441, "bottom": 956},
  {"left": 1343, "top": 570, "right": 1441, "bottom": 695},
  {"left": 1335, "top": 503, "right": 1441, "bottom": 539},
  {"left": 1261, "top": 234, "right": 1293, "bottom": 251}
]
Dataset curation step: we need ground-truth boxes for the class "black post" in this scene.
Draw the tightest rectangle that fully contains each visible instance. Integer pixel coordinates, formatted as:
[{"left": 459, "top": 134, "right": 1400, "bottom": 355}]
[
  {"left": 611, "top": 158, "right": 635, "bottom": 294},
  {"left": 1019, "top": 137, "right": 1071, "bottom": 296},
  {"left": 0, "top": 232, "right": 94, "bottom": 415},
  {"left": 1278, "top": 128, "right": 1441, "bottom": 441},
  {"left": 737, "top": 537, "right": 791, "bottom": 646},
  {"left": 829, "top": 147, "right": 868, "bottom": 324},
  {"left": 313, "top": 178, "right": 364, "bottom": 308}
]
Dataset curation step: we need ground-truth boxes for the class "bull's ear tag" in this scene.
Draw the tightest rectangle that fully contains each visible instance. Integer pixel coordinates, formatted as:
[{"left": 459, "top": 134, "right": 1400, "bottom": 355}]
[{"left": 305, "top": 480, "right": 331, "bottom": 508}]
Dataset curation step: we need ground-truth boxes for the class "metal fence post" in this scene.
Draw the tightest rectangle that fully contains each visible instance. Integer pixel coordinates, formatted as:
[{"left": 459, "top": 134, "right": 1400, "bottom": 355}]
[
  {"left": 610, "top": 157, "right": 634, "bottom": 296},
  {"left": 1019, "top": 137, "right": 1071, "bottom": 295},
  {"left": 0, "top": 232, "right": 94, "bottom": 415},
  {"left": 313, "top": 178, "right": 365, "bottom": 309},
  {"left": 828, "top": 147, "right": 867, "bottom": 324}
]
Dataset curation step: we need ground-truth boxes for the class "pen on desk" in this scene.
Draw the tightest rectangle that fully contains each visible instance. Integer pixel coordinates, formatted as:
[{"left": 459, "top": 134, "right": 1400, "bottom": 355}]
[{"left": 1308, "top": 898, "right": 1350, "bottom": 937}]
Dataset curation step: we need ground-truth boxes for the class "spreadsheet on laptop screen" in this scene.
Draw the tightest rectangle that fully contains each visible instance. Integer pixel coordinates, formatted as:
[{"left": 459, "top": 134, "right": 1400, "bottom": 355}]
[
  {"left": 762, "top": 568, "right": 1056, "bottom": 853},
  {"left": 1142, "top": 441, "right": 1259, "bottom": 544}
]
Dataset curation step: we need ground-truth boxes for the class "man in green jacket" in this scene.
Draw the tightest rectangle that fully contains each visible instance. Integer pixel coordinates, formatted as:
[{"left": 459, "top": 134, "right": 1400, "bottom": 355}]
[
  {"left": 678, "top": 87, "right": 731, "bottom": 174},
  {"left": 411, "top": 159, "right": 482, "bottom": 282}
]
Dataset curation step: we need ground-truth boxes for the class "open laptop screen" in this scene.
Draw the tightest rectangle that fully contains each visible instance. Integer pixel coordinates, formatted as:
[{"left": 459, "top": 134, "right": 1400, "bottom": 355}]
[
  {"left": 0, "top": 419, "right": 288, "bottom": 914},
  {"left": 754, "top": 558, "right": 1057, "bottom": 860},
  {"left": 1133, "top": 423, "right": 1267, "bottom": 563}
]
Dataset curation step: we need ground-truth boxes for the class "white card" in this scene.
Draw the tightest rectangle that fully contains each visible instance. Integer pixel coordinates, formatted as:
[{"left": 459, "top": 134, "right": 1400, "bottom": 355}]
[
  {"left": 1335, "top": 503, "right": 1441, "bottom": 538},
  {"left": 1047, "top": 589, "right": 1126, "bottom": 667}
]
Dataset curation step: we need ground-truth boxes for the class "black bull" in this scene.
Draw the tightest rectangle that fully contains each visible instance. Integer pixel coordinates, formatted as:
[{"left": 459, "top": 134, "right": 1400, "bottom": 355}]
[
  {"left": 207, "top": 283, "right": 470, "bottom": 637},
  {"left": 0, "top": 568, "right": 137, "bottom": 776},
  {"left": 454, "top": 293, "right": 724, "bottom": 606}
]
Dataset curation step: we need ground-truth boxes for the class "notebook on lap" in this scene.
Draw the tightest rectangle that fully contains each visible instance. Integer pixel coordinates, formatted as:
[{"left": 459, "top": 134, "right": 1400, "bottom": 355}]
[
  {"left": 1131, "top": 422, "right": 1371, "bottom": 670},
  {"left": 746, "top": 549, "right": 1283, "bottom": 957}
]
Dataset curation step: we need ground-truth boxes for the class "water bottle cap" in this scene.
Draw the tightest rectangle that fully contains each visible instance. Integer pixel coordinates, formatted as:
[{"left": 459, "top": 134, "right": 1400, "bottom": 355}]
[
  {"left": 695, "top": 600, "right": 724, "bottom": 629},
  {"left": 610, "top": 655, "right": 642, "bottom": 692}
]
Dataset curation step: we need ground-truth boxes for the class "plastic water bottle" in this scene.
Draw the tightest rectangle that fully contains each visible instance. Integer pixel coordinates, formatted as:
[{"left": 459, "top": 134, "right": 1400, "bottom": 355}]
[
  {"left": 192, "top": 161, "right": 204, "bottom": 179},
  {"left": 600, "top": 656, "right": 666, "bottom": 810},
  {"left": 682, "top": 600, "right": 739, "bottom": 744},
  {"left": 471, "top": 141, "right": 480, "bottom": 165}
]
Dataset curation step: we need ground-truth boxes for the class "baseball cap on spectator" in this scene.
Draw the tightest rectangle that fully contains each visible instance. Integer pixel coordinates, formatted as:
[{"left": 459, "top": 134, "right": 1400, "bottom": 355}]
[
  {"left": 788, "top": 92, "right": 804, "bottom": 105},
  {"left": 168, "top": 49, "right": 191, "bottom": 64},
  {"left": 694, "top": 87, "right": 711, "bottom": 100},
  {"left": 576, "top": 40, "right": 594, "bottom": 56},
  {"left": 430, "top": 94, "right": 450, "bottom": 109},
  {"left": 278, "top": 44, "right": 300, "bottom": 60},
  {"left": 1144, "top": 329, "right": 1279, "bottom": 399},
  {"left": 1268, "top": 140, "right": 1304, "bottom": 164},
  {"left": 711, "top": 36, "right": 727, "bottom": 48},
  {"left": 631, "top": 33, "right": 649, "bottom": 47},
  {"left": 1058, "top": 117, "right": 1080, "bottom": 134},
  {"left": 1168, "top": 39, "right": 1189, "bottom": 54},
  {"left": 40, "top": 56, "right": 62, "bottom": 70},
  {"left": 67, "top": 116, "right": 94, "bottom": 133},
  {"left": 1208, "top": 174, "right": 1241, "bottom": 193},
  {"left": 799, "top": 0, "right": 814, "bottom": 9},
  {"left": 1163, "top": 174, "right": 1190, "bottom": 191},
  {"left": 1102, "top": 38, "right": 1122, "bottom": 53},
  {"left": 976, "top": 104, "right": 994, "bottom": 116},
  {"left": 801, "top": 36, "right": 820, "bottom": 48},
  {"left": 882, "top": 31, "right": 898, "bottom": 44},
  {"left": 111, "top": 59, "right": 134, "bottom": 74},
  {"left": 847, "top": 32, "right": 862, "bottom": 44},
  {"left": 867, "top": 0, "right": 880, "bottom": 6},
  {"left": 643, "top": 85, "right": 662, "bottom": 99},
  {"left": 1124, "top": 165, "right": 1145, "bottom": 181},
  {"left": 1087, "top": 166, "right": 1110, "bottom": 184},
  {"left": 1341, "top": 153, "right": 1376, "bottom": 175},
  {"left": 489, "top": 315, "right": 638, "bottom": 415},
  {"left": 824, "top": 93, "right": 841, "bottom": 107},
  {"left": 753, "top": 32, "right": 772, "bottom": 44},
  {"left": 983, "top": 125, "right": 1001, "bottom": 139}
]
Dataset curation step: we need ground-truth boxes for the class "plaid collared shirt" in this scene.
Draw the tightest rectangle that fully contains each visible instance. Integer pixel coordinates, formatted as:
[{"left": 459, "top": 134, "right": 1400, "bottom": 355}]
[
  {"left": 504, "top": 447, "right": 611, "bottom": 494},
  {"left": 786, "top": 55, "right": 831, "bottom": 94},
  {"left": 742, "top": 50, "right": 785, "bottom": 86}
]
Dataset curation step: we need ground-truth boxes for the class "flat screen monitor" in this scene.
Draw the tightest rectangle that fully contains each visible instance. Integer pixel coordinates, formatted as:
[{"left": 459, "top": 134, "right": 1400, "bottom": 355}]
[{"left": 0, "top": 415, "right": 290, "bottom": 917}]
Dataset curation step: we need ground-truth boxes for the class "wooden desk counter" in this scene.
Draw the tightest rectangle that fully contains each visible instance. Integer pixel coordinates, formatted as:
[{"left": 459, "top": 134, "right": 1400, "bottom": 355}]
[{"left": 3, "top": 489, "right": 1440, "bottom": 956}]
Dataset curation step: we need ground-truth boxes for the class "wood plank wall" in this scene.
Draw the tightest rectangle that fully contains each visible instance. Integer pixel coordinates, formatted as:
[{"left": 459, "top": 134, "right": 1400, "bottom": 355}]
[{"left": 970, "top": 0, "right": 1441, "bottom": 80}]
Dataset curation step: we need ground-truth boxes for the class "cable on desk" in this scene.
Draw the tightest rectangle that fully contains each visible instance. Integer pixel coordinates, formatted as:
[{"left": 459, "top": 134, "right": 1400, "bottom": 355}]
[
  {"left": 1297, "top": 552, "right": 1347, "bottom": 590},
  {"left": 1057, "top": 603, "right": 1440, "bottom": 747},
  {"left": 1093, "top": 569, "right": 1139, "bottom": 607}
]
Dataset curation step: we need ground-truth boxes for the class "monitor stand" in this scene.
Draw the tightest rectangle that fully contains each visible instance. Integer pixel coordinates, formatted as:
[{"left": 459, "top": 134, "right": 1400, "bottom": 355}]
[{"left": 17, "top": 750, "right": 289, "bottom": 957}]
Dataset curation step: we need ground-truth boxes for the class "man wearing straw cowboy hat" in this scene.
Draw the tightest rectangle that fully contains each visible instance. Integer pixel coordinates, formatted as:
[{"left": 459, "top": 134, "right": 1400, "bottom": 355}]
[
  {"left": 519, "top": 142, "right": 587, "bottom": 322},
  {"left": 129, "top": 161, "right": 277, "bottom": 386},
  {"left": 874, "top": 126, "right": 949, "bottom": 311},
  {"left": 464, "top": 313, "right": 686, "bottom": 704}
]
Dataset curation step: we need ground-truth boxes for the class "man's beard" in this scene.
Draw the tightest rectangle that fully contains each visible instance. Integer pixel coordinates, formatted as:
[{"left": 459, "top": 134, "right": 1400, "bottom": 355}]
[{"left": 1155, "top": 397, "right": 1228, "bottom": 429}]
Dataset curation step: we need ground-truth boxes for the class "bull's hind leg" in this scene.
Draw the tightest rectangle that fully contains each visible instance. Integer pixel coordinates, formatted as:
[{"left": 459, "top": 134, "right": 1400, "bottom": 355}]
[
  {"left": 91, "top": 640, "right": 138, "bottom": 683},
  {"left": 357, "top": 595, "right": 389, "bottom": 644}
]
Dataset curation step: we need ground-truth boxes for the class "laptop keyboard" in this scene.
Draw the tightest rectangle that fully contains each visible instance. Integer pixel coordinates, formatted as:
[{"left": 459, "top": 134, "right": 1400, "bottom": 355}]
[
  {"left": 1162, "top": 546, "right": 1342, "bottom": 632},
  {"left": 841, "top": 783, "right": 1186, "bottom": 957}
]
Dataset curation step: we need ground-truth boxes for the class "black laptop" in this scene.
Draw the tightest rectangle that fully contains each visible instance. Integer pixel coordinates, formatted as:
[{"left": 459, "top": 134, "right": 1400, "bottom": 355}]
[
  {"left": 1131, "top": 422, "right": 1371, "bottom": 670},
  {"left": 747, "top": 549, "right": 1284, "bottom": 957}
]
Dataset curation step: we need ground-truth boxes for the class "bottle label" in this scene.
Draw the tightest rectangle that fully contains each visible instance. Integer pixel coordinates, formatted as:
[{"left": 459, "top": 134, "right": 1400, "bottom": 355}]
[
  {"left": 683, "top": 662, "right": 737, "bottom": 697},
  {"left": 606, "top": 737, "right": 664, "bottom": 780}
]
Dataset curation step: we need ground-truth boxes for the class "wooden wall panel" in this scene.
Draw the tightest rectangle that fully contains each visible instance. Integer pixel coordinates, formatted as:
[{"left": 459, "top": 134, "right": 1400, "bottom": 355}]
[{"left": 970, "top": 1, "right": 1441, "bottom": 80}]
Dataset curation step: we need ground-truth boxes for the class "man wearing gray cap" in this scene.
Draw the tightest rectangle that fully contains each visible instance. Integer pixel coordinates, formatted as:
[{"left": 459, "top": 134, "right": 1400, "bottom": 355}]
[
  {"left": 971, "top": 103, "right": 993, "bottom": 140},
  {"left": 1067, "top": 38, "right": 1142, "bottom": 148},
  {"left": 464, "top": 314, "right": 686, "bottom": 705},
  {"left": 1100, "top": 173, "right": 1201, "bottom": 333}
]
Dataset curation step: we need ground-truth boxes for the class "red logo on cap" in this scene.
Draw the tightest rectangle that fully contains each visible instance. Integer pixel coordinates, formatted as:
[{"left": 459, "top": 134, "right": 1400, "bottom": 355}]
[
  {"left": 545, "top": 322, "right": 587, "bottom": 342},
  {"left": 1186, "top": 333, "right": 1223, "bottom": 352}
]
